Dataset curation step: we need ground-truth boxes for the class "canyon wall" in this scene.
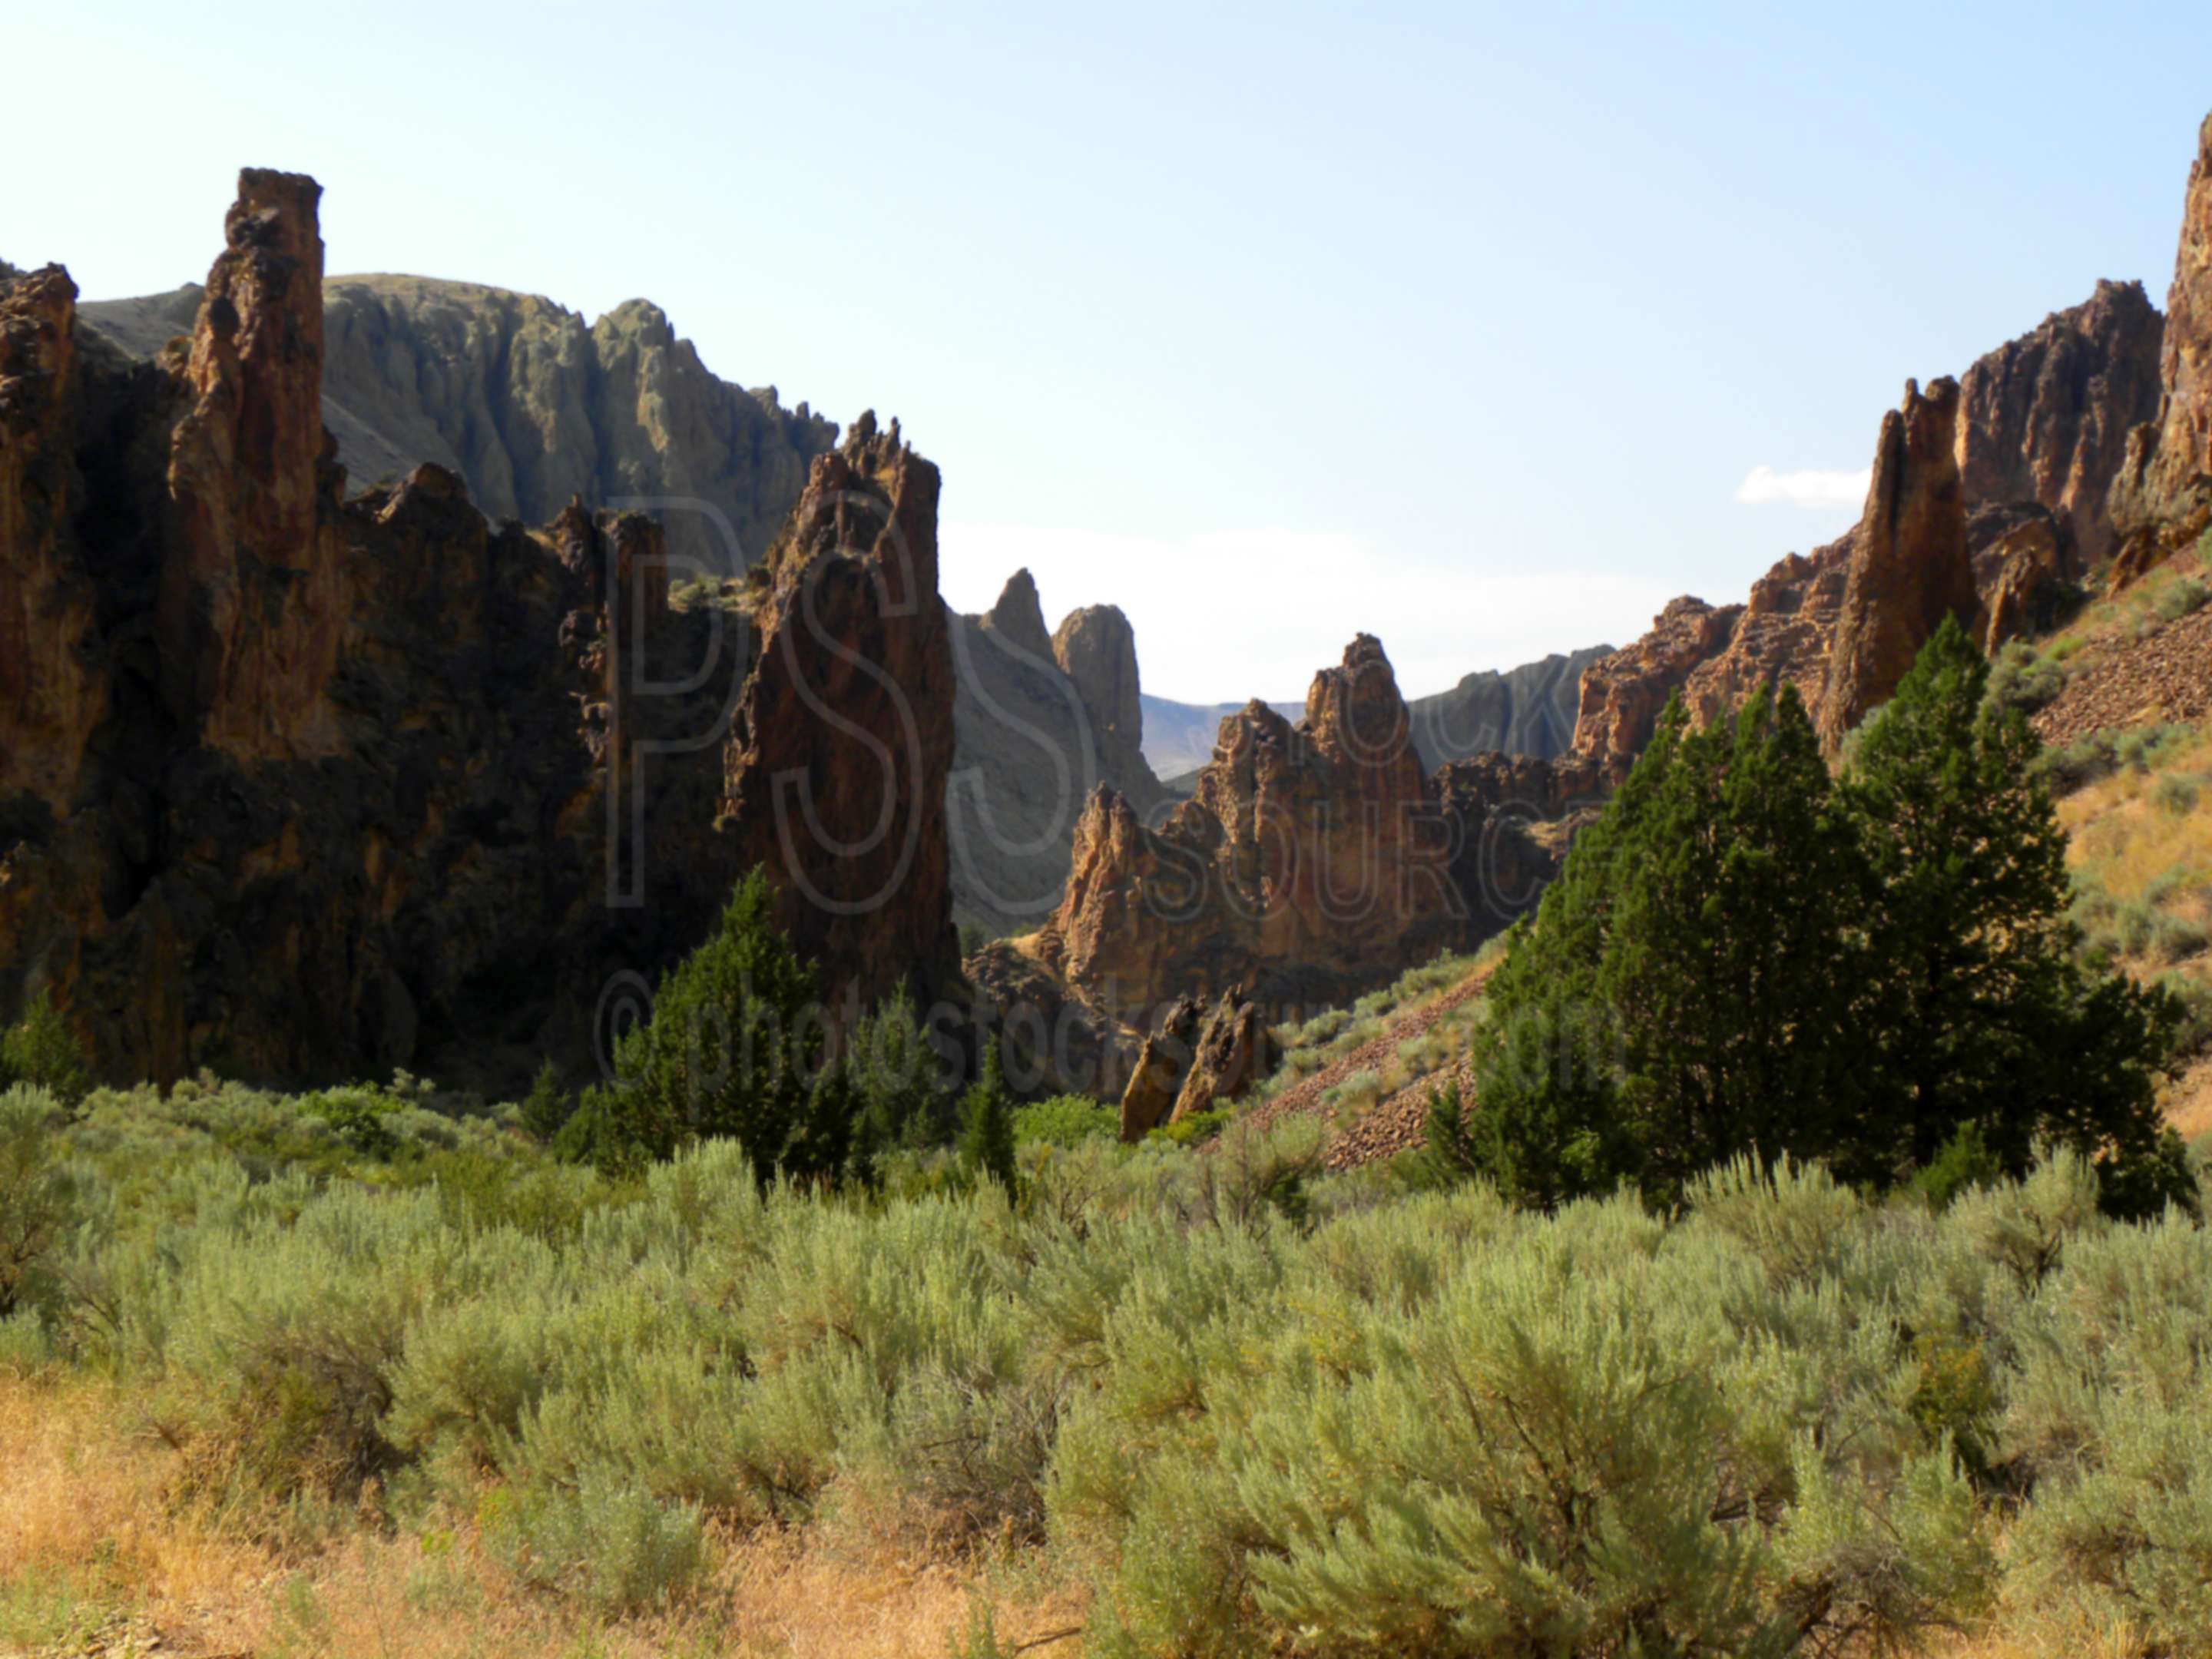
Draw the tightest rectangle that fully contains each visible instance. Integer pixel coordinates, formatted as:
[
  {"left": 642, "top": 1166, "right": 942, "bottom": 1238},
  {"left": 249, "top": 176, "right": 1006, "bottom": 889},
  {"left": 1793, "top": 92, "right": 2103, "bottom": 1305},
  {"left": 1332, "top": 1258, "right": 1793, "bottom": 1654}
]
[
  {"left": 0, "top": 172, "right": 958, "bottom": 1091},
  {"left": 81, "top": 274, "right": 839, "bottom": 580}
]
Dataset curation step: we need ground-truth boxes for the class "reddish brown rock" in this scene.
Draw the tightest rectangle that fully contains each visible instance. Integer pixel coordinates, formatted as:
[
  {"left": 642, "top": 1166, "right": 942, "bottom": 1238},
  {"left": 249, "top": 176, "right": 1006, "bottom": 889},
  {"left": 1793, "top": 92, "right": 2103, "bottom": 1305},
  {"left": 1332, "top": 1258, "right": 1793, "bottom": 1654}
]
[
  {"left": 1119, "top": 993, "right": 1200, "bottom": 1141},
  {"left": 1575, "top": 270, "right": 2171, "bottom": 773},
  {"left": 1168, "top": 992, "right": 1271, "bottom": 1124},
  {"left": 719, "top": 411, "right": 962, "bottom": 1017},
  {"left": 1035, "top": 635, "right": 1450, "bottom": 1012},
  {"left": 1572, "top": 596, "right": 1741, "bottom": 777},
  {"left": 2113, "top": 111, "right": 2212, "bottom": 587},
  {"left": 1028, "top": 634, "right": 1579, "bottom": 1028},
  {"left": 0, "top": 264, "right": 104, "bottom": 806},
  {"left": 1818, "top": 377, "right": 1975, "bottom": 749}
]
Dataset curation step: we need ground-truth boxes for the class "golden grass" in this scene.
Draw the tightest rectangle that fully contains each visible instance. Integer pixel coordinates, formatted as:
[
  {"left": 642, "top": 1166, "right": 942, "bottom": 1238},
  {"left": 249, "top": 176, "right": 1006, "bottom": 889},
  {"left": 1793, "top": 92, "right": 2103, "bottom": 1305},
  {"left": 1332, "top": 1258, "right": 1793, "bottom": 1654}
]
[{"left": 0, "top": 1372, "right": 1086, "bottom": 1658}]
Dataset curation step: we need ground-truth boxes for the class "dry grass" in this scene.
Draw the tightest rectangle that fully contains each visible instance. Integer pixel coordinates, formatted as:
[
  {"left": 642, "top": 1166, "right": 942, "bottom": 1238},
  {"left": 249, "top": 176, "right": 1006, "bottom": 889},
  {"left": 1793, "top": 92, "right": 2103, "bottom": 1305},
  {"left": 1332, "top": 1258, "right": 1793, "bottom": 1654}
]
[{"left": 0, "top": 1373, "right": 1086, "bottom": 1658}]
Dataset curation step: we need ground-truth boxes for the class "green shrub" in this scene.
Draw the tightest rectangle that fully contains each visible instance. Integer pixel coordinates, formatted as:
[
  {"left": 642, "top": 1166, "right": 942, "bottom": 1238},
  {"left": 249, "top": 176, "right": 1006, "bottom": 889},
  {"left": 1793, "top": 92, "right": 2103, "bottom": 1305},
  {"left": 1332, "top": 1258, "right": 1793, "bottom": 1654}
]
[
  {"left": 2154, "top": 773, "right": 2203, "bottom": 816},
  {"left": 0, "top": 1086, "right": 75, "bottom": 1321},
  {"left": 0, "top": 990, "right": 91, "bottom": 1108},
  {"left": 485, "top": 1468, "right": 705, "bottom": 1614},
  {"left": 1013, "top": 1094, "right": 1118, "bottom": 1150},
  {"left": 1985, "top": 641, "right": 2067, "bottom": 715},
  {"left": 2155, "top": 576, "right": 2210, "bottom": 623}
]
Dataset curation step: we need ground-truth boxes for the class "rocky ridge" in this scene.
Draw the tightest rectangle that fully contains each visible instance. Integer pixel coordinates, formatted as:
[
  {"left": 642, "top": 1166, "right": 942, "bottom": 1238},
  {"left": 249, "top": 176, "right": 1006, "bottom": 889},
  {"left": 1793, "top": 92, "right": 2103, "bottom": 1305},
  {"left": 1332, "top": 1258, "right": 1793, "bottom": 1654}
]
[
  {"left": 1575, "top": 278, "right": 2171, "bottom": 770},
  {"left": 2112, "top": 111, "right": 2212, "bottom": 584}
]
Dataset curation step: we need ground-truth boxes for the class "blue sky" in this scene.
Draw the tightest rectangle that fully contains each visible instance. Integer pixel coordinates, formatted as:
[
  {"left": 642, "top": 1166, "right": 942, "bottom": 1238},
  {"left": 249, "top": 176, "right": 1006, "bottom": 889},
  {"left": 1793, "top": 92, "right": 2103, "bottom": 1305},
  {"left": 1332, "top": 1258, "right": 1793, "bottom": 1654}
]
[{"left": 12, "top": 3, "right": 2206, "bottom": 700}]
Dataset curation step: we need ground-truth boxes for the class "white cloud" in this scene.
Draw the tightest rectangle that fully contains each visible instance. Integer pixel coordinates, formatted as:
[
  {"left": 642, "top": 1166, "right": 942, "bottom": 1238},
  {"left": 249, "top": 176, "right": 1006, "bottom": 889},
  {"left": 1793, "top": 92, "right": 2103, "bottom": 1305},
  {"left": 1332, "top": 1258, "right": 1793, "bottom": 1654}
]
[
  {"left": 941, "top": 522, "right": 1677, "bottom": 705},
  {"left": 1734, "top": 464, "right": 1871, "bottom": 510}
]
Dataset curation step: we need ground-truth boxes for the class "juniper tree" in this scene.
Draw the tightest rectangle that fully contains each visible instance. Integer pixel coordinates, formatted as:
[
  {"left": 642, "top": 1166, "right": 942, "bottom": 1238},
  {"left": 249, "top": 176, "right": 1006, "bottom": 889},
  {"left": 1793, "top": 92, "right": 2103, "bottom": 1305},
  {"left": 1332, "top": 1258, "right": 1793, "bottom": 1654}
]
[
  {"left": 957, "top": 1036, "right": 1018, "bottom": 1194},
  {"left": 590, "top": 869, "right": 838, "bottom": 1177},
  {"left": 1843, "top": 616, "right": 2188, "bottom": 1211}
]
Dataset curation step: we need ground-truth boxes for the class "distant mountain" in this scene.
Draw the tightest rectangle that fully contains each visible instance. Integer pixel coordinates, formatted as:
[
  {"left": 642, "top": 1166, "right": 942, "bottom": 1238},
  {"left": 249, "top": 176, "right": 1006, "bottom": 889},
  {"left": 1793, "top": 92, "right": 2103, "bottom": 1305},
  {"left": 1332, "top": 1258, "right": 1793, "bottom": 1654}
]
[{"left": 80, "top": 273, "right": 836, "bottom": 576}]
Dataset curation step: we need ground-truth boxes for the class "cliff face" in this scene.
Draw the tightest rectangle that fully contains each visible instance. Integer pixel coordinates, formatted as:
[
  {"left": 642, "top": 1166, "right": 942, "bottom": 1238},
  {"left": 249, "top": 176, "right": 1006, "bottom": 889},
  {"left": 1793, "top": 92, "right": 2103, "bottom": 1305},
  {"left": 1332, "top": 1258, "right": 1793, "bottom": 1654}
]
[
  {"left": 0, "top": 172, "right": 955, "bottom": 1090},
  {"left": 1025, "top": 635, "right": 1598, "bottom": 1018},
  {"left": 1955, "top": 279, "right": 2164, "bottom": 572},
  {"left": 1576, "top": 277, "right": 2171, "bottom": 770},
  {"left": 82, "top": 273, "right": 839, "bottom": 580},
  {"left": 2113, "top": 112, "right": 2212, "bottom": 583},
  {"left": 1407, "top": 644, "right": 1613, "bottom": 771}
]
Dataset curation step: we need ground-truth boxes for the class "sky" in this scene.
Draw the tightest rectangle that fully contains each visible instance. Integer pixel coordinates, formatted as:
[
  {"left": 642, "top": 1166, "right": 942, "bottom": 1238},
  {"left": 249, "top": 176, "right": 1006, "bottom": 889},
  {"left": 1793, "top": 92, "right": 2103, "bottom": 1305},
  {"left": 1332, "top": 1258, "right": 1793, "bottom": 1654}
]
[{"left": 10, "top": 3, "right": 2207, "bottom": 701}]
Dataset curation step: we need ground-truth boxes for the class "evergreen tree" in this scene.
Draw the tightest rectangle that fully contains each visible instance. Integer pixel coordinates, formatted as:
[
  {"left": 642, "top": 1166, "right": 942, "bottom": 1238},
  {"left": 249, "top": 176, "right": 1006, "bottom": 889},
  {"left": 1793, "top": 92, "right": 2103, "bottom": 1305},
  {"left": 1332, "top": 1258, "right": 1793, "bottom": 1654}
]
[
  {"left": 1604, "top": 684, "right": 1868, "bottom": 1196},
  {"left": 518, "top": 1061, "right": 575, "bottom": 1142},
  {"left": 847, "top": 985, "right": 951, "bottom": 1167},
  {"left": 957, "top": 1037, "right": 1018, "bottom": 1194},
  {"left": 1469, "top": 688, "right": 1865, "bottom": 1204},
  {"left": 1845, "top": 617, "right": 2188, "bottom": 1210},
  {"left": 592, "top": 869, "right": 836, "bottom": 1176}
]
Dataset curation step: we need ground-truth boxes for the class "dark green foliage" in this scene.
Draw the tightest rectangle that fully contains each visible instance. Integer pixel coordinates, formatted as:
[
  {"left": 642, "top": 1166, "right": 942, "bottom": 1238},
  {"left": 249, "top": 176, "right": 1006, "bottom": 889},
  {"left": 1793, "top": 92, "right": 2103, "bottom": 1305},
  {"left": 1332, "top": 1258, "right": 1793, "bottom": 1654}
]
[
  {"left": 0, "top": 1087, "right": 77, "bottom": 1320},
  {"left": 1420, "top": 1077, "right": 1479, "bottom": 1184},
  {"left": 846, "top": 986, "right": 952, "bottom": 1168},
  {"left": 1471, "top": 687, "right": 1866, "bottom": 1205},
  {"left": 1848, "top": 619, "right": 2186, "bottom": 1208},
  {"left": 1915, "top": 1123, "right": 2002, "bottom": 1211},
  {"left": 517, "top": 1061, "right": 575, "bottom": 1142},
  {"left": 956, "top": 1037, "right": 1017, "bottom": 1193},
  {"left": 589, "top": 869, "right": 843, "bottom": 1179},
  {"left": 1470, "top": 623, "right": 2185, "bottom": 1214},
  {"left": 0, "top": 988, "right": 91, "bottom": 1109}
]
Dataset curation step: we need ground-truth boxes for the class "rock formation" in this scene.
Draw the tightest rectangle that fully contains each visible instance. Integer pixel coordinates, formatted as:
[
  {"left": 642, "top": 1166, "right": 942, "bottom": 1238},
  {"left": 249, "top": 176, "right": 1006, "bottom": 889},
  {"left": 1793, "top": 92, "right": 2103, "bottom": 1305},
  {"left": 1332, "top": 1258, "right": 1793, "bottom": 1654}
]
[
  {"left": 1573, "top": 597, "right": 1744, "bottom": 777},
  {"left": 1817, "top": 377, "right": 1975, "bottom": 747},
  {"left": 1118, "top": 993, "right": 1200, "bottom": 1140},
  {"left": 947, "top": 572, "right": 1169, "bottom": 940},
  {"left": 720, "top": 411, "right": 962, "bottom": 1018},
  {"left": 1169, "top": 993, "right": 1271, "bottom": 1124},
  {"left": 82, "top": 273, "right": 839, "bottom": 580},
  {"left": 1051, "top": 604, "right": 1164, "bottom": 817},
  {"left": 0, "top": 171, "right": 960, "bottom": 1091},
  {"left": 1022, "top": 634, "right": 1595, "bottom": 1023},
  {"left": 2112, "top": 111, "right": 2212, "bottom": 585}
]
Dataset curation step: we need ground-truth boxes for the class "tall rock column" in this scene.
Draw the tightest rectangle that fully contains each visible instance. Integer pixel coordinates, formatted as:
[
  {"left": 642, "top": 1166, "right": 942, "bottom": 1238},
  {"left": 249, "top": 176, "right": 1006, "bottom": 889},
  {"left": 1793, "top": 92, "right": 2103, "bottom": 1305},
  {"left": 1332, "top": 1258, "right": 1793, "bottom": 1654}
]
[
  {"left": 1819, "top": 377, "right": 1973, "bottom": 750},
  {"left": 1052, "top": 602, "right": 1166, "bottom": 813},
  {"left": 158, "top": 168, "right": 345, "bottom": 757},
  {"left": 720, "top": 412, "right": 962, "bottom": 1016},
  {"left": 0, "top": 264, "right": 104, "bottom": 804}
]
